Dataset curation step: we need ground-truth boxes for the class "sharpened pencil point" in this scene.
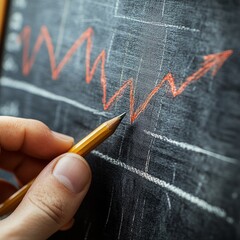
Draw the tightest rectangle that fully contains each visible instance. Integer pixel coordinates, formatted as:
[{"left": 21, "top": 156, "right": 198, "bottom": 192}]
[{"left": 118, "top": 112, "right": 126, "bottom": 121}]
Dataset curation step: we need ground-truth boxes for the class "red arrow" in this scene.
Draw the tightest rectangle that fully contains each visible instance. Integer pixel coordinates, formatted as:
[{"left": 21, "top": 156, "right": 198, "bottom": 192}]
[
  {"left": 167, "top": 50, "right": 233, "bottom": 97},
  {"left": 20, "top": 26, "right": 233, "bottom": 123},
  {"left": 126, "top": 50, "right": 233, "bottom": 122}
]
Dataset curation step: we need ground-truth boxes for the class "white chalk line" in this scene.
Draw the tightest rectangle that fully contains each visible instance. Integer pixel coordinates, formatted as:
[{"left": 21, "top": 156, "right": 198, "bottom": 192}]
[
  {"left": 92, "top": 150, "right": 234, "bottom": 223},
  {"left": 114, "top": 0, "right": 199, "bottom": 32},
  {"left": 161, "top": 0, "right": 166, "bottom": 17},
  {"left": 84, "top": 222, "right": 92, "bottom": 240},
  {"left": 55, "top": 0, "right": 70, "bottom": 59},
  {"left": 114, "top": 0, "right": 120, "bottom": 16},
  {"left": 105, "top": 186, "right": 114, "bottom": 228},
  {"left": 107, "top": 31, "right": 116, "bottom": 63},
  {"left": 144, "top": 130, "right": 238, "bottom": 164},
  {"left": 0, "top": 77, "right": 110, "bottom": 117},
  {"left": 114, "top": 15, "right": 200, "bottom": 32}
]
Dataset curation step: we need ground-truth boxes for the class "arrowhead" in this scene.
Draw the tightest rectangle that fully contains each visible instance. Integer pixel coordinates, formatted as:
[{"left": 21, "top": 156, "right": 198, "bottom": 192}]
[{"left": 203, "top": 50, "right": 233, "bottom": 76}]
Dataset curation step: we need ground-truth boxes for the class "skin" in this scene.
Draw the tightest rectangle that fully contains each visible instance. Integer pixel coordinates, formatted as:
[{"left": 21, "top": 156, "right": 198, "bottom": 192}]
[{"left": 0, "top": 116, "right": 92, "bottom": 239}]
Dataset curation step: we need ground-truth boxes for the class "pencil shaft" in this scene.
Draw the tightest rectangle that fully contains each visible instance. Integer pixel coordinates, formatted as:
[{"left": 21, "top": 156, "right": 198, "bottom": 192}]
[
  {"left": 70, "top": 121, "right": 114, "bottom": 156},
  {"left": 0, "top": 114, "right": 124, "bottom": 216}
]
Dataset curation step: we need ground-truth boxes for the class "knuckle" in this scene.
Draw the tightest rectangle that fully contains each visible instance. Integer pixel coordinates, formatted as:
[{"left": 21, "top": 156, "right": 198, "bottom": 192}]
[
  {"left": 29, "top": 119, "right": 52, "bottom": 139},
  {"left": 27, "top": 186, "right": 65, "bottom": 225},
  {"left": 32, "top": 119, "right": 49, "bottom": 132}
]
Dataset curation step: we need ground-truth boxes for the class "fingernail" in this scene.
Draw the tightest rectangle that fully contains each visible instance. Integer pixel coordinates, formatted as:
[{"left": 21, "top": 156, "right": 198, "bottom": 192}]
[
  {"left": 52, "top": 131, "right": 74, "bottom": 143},
  {"left": 53, "top": 153, "right": 91, "bottom": 193}
]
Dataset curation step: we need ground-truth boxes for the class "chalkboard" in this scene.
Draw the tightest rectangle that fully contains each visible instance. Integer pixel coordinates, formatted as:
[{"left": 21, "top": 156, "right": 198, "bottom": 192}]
[{"left": 0, "top": 0, "right": 240, "bottom": 239}]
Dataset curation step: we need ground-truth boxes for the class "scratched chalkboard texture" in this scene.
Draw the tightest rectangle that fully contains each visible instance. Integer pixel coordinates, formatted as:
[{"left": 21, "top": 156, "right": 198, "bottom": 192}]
[{"left": 0, "top": 0, "right": 240, "bottom": 239}]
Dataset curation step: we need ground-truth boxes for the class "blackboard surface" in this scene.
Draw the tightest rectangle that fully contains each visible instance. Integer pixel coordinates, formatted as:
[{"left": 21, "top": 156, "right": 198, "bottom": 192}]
[{"left": 0, "top": 0, "right": 240, "bottom": 239}]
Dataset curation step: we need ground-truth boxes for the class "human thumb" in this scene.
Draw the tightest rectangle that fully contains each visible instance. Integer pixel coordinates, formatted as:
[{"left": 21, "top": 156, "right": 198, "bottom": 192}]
[{"left": 1, "top": 153, "right": 91, "bottom": 240}]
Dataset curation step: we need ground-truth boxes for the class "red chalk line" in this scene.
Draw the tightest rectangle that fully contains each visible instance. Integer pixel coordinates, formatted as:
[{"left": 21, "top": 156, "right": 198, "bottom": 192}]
[{"left": 20, "top": 26, "right": 233, "bottom": 122}]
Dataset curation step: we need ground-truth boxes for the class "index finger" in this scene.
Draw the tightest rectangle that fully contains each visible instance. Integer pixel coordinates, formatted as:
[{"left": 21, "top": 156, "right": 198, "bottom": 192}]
[{"left": 0, "top": 116, "right": 74, "bottom": 159}]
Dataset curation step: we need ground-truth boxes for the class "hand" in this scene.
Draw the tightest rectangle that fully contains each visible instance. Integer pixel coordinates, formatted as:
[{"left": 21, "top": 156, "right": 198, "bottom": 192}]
[{"left": 0, "top": 116, "right": 92, "bottom": 239}]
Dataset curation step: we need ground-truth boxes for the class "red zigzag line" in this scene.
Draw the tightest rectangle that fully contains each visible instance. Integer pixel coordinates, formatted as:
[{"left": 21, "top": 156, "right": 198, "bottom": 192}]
[{"left": 20, "top": 26, "right": 233, "bottom": 123}]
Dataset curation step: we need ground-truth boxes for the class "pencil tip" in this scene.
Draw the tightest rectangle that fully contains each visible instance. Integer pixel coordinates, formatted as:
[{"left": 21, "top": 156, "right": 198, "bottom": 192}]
[{"left": 118, "top": 112, "right": 126, "bottom": 122}]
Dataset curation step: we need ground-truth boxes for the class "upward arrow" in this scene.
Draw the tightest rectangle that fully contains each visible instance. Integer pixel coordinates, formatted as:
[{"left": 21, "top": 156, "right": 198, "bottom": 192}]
[
  {"left": 130, "top": 50, "right": 233, "bottom": 122},
  {"left": 203, "top": 50, "right": 233, "bottom": 77},
  {"left": 170, "top": 50, "right": 233, "bottom": 97}
]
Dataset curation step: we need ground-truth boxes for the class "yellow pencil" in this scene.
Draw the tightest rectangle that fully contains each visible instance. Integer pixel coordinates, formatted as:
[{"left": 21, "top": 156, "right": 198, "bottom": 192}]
[
  {"left": 0, "top": 112, "right": 126, "bottom": 216},
  {"left": 0, "top": 0, "right": 7, "bottom": 42}
]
